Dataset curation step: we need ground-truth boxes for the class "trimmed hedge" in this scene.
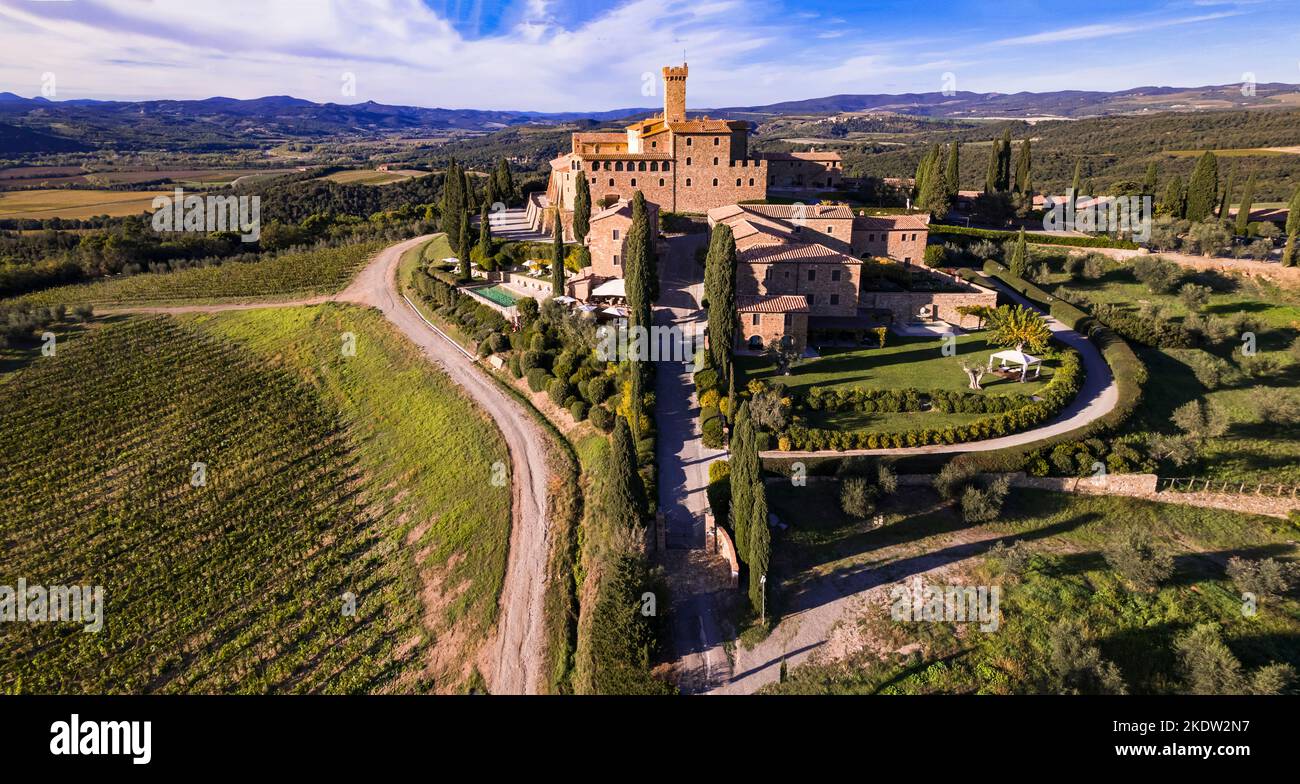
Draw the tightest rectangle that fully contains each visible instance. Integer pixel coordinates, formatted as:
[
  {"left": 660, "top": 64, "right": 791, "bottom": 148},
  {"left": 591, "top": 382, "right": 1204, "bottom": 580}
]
[{"left": 934, "top": 223, "right": 1139, "bottom": 250}]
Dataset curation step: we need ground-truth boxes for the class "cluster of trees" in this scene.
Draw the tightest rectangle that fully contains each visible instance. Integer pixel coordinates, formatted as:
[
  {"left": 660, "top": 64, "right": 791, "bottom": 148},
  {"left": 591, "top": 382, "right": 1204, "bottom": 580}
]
[{"left": 0, "top": 302, "right": 92, "bottom": 348}]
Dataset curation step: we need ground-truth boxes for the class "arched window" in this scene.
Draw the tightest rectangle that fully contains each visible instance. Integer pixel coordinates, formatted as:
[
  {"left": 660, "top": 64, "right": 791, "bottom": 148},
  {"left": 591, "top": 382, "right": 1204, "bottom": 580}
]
[
  {"left": 685, "top": 178, "right": 692, "bottom": 187},
  {"left": 748, "top": 178, "right": 754, "bottom": 186},
  {"left": 663, "top": 161, "right": 671, "bottom": 171},
  {"left": 736, "top": 179, "right": 741, "bottom": 186},
  {"left": 712, "top": 178, "right": 718, "bottom": 187},
  {"left": 714, "top": 137, "right": 720, "bottom": 146},
  {"left": 686, "top": 137, "right": 693, "bottom": 146},
  {"left": 638, "top": 161, "right": 646, "bottom": 171},
  {"left": 630, "top": 178, "right": 637, "bottom": 186},
  {"left": 615, "top": 161, "right": 624, "bottom": 171},
  {"left": 649, "top": 161, "right": 658, "bottom": 171},
  {"left": 686, "top": 157, "right": 692, "bottom": 166},
  {"left": 659, "top": 178, "right": 665, "bottom": 187},
  {"left": 713, "top": 157, "right": 719, "bottom": 165}
]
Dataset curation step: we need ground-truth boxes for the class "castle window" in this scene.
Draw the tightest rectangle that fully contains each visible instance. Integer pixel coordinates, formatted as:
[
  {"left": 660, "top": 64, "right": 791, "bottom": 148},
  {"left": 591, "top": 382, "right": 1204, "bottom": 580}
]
[
  {"left": 807, "top": 269, "right": 816, "bottom": 281},
  {"left": 651, "top": 141, "right": 657, "bottom": 149},
  {"left": 749, "top": 178, "right": 754, "bottom": 186},
  {"left": 711, "top": 178, "right": 718, "bottom": 187},
  {"left": 736, "top": 179, "right": 741, "bottom": 186},
  {"left": 714, "top": 137, "right": 720, "bottom": 146},
  {"left": 630, "top": 178, "right": 636, "bottom": 186},
  {"left": 663, "top": 162, "right": 671, "bottom": 171},
  {"left": 613, "top": 254, "right": 620, "bottom": 266},
  {"left": 615, "top": 161, "right": 624, "bottom": 171},
  {"left": 826, "top": 226, "right": 834, "bottom": 234},
  {"left": 831, "top": 269, "right": 841, "bottom": 282},
  {"left": 609, "top": 179, "right": 614, "bottom": 186},
  {"left": 686, "top": 178, "right": 692, "bottom": 186},
  {"left": 830, "top": 294, "right": 840, "bottom": 305},
  {"left": 613, "top": 229, "right": 620, "bottom": 240},
  {"left": 686, "top": 138, "right": 693, "bottom": 146},
  {"left": 868, "top": 233, "right": 875, "bottom": 242},
  {"left": 650, "top": 162, "right": 658, "bottom": 171},
  {"left": 591, "top": 177, "right": 596, "bottom": 184},
  {"left": 713, "top": 157, "right": 719, "bottom": 165},
  {"left": 686, "top": 157, "right": 692, "bottom": 166},
  {"left": 659, "top": 178, "right": 665, "bottom": 187},
  {"left": 751, "top": 314, "right": 760, "bottom": 326},
  {"left": 638, "top": 161, "right": 646, "bottom": 171}
]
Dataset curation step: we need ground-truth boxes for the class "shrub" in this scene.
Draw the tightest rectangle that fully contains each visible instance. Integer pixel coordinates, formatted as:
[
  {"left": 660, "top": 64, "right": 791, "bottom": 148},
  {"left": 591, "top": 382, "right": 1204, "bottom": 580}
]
[
  {"left": 526, "top": 368, "right": 552, "bottom": 393},
  {"left": 839, "top": 476, "right": 877, "bottom": 519},
  {"left": 959, "top": 475, "right": 1010, "bottom": 523},
  {"left": 1103, "top": 528, "right": 1174, "bottom": 591},
  {"left": 1226, "top": 556, "right": 1300, "bottom": 601},
  {"left": 589, "top": 404, "right": 614, "bottom": 433},
  {"left": 922, "top": 244, "right": 946, "bottom": 268},
  {"left": 568, "top": 400, "right": 589, "bottom": 421},
  {"left": 701, "top": 408, "right": 725, "bottom": 448}
]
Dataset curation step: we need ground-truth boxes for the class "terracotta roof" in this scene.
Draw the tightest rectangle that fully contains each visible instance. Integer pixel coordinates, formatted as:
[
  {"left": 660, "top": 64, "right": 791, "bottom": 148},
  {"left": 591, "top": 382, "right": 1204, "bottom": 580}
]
[
  {"left": 668, "top": 118, "right": 749, "bottom": 133},
  {"left": 854, "top": 213, "right": 931, "bottom": 231},
  {"left": 737, "top": 295, "right": 810, "bottom": 314},
  {"left": 761, "top": 151, "right": 843, "bottom": 162},
  {"left": 740, "top": 241, "right": 861, "bottom": 265},
  {"left": 740, "top": 203, "right": 855, "bottom": 220}
]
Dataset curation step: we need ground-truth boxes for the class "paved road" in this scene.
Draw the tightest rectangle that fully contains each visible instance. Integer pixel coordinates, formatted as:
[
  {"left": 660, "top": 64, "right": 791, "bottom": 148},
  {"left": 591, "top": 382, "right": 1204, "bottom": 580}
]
[
  {"left": 761, "top": 275, "right": 1118, "bottom": 459},
  {"left": 110, "top": 235, "right": 553, "bottom": 694},
  {"left": 653, "top": 233, "right": 734, "bottom": 694}
]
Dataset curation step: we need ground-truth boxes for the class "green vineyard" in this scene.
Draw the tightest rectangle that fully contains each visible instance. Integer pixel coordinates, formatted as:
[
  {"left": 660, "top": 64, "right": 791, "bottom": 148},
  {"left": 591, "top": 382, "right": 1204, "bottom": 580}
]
[
  {"left": 0, "top": 308, "right": 510, "bottom": 693},
  {"left": 15, "top": 241, "right": 383, "bottom": 307}
]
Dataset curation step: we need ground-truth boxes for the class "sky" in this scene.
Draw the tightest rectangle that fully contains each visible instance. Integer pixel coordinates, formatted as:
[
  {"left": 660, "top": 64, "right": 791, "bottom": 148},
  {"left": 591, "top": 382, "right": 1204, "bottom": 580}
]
[{"left": 0, "top": 0, "right": 1297, "bottom": 111}]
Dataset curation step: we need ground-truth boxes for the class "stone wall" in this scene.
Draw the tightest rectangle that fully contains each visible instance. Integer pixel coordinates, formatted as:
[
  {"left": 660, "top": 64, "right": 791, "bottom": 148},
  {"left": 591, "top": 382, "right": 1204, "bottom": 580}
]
[
  {"left": 858, "top": 284, "right": 998, "bottom": 328},
  {"left": 739, "top": 311, "right": 807, "bottom": 352},
  {"left": 1051, "top": 245, "right": 1300, "bottom": 288},
  {"left": 853, "top": 227, "right": 927, "bottom": 263},
  {"left": 737, "top": 261, "right": 861, "bottom": 318}
]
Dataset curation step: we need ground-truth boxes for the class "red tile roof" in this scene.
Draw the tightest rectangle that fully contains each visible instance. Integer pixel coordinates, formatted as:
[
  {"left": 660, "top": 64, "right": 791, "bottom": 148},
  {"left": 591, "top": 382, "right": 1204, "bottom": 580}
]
[
  {"left": 737, "top": 295, "right": 811, "bottom": 314},
  {"left": 740, "top": 241, "right": 861, "bottom": 265},
  {"left": 854, "top": 213, "right": 931, "bottom": 231}
]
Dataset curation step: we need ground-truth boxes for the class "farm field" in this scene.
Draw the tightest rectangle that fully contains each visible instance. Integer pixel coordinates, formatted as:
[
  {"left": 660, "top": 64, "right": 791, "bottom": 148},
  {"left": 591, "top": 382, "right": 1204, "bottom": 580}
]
[
  {"left": 324, "top": 169, "right": 428, "bottom": 186},
  {"left": 0, "top": 305, "right": 510, "bottom": 693},
  {"left": 0, "top": 188, "right": 171, "bottom": 219},
  {"left": 13, "top": 241, "right": 383, "bottom": 307},
  {"left": 761, "top": 486, "right": 1300, "bottom": 695}
]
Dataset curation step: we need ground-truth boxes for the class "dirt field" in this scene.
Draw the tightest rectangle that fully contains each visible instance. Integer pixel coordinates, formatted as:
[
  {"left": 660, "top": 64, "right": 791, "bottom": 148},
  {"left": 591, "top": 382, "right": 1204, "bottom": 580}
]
[{"left": 0, "top": 188, "right": 171, "bottom": 219}]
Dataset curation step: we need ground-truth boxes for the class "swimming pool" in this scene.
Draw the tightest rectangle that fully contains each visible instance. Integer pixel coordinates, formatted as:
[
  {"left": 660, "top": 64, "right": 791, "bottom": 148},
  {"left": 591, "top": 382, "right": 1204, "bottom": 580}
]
[{"left": 468, "top": 285, "right": 520, "bottom": 307}]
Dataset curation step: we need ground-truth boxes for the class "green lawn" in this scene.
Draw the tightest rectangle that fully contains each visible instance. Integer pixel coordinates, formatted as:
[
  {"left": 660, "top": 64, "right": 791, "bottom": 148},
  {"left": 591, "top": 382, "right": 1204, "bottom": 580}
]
[
  {"left": 762, "top": 485, "right": 1300, "bottom": 695},
  {"left": 738, "top": 333, "right": 1054, "bottom": 397}
]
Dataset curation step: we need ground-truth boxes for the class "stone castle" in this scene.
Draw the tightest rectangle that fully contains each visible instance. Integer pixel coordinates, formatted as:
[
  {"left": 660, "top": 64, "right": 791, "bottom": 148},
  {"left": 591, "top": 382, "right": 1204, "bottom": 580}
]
[{"left": 534, "top": 63, "right": 842, "bottom": 235}]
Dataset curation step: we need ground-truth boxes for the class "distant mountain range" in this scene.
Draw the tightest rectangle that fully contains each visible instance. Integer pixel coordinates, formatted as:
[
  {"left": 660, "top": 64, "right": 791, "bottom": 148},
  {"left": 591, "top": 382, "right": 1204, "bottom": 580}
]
[{"left": 1, "top": 81, "right": 1297, "bottom": 154}]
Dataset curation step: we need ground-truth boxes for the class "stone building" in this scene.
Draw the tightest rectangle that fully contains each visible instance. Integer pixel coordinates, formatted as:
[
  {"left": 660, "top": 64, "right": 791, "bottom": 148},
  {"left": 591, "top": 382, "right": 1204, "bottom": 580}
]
[
  {"left": 762, "top": 151, "right": 844, "bottom": 189},
  {"left": 538, "top": 64, "right": 840, "bottom": 234},
  {"left": 707, "top": 203, "right": 991, "bottom": 352},
  {"left": 584, "top": 198, "right": 657, "bottom": 280}
]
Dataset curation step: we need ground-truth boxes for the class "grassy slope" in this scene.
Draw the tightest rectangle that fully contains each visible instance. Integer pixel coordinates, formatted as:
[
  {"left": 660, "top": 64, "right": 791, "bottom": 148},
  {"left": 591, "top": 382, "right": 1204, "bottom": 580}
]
[
  {"left": 191, "top": 305, "right": 511, "bottom": 663},
  {"left": 763, "top": 487, "right": 1300, "bottom": 695},
  {"left": 1038, "top": 268, "right": 1300, "bottom": 483},
  {"left": 14, "top": 241, "right": 384, "bottom": 308}
]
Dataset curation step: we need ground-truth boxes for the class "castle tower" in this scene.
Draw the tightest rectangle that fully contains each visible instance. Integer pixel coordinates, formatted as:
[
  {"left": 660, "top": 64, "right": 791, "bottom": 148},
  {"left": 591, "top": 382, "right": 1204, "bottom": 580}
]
[{"left": 662, "top": 63, "right": 688, "bottom": 124}]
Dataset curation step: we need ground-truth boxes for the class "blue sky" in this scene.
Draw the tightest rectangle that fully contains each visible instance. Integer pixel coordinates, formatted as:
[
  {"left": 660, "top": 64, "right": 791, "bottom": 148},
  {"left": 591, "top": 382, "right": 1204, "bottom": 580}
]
[{"left": 0, "top": 0, "right": 1296, "bottom": 110}]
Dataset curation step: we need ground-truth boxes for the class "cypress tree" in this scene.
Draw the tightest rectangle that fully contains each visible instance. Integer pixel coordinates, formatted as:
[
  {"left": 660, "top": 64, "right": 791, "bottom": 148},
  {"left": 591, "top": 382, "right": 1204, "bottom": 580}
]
[
  {"left": 1009, "top": 228, "right": 1029, "bottom": 278},
  {"left": 457, "top": 210, "right": 471, "bottom": 280},
  {"left": 726, "top": 364, "right": 737, "bottom": 430},
  {"left": 623, "top": 192, "right": 653, "bottom": 331},
  {"left": 1218, "top": 166, "right": 1235, "bottom": 221},
  {"left": 628, "top": 358, "right": 643, "bottom": 441},
  {"left": 944, "top": 141, "right": 960, "bottom": 200},
  {"left": 1014, "top": 138, "right": 1032, "bottom": 196},
  {"left": 573, "top": 173, "right": 592, "bottom": 242},
  {"left": 703, "top": 223, "right": 737, "bottom": 382},
  {"left": 478, "top": 202, "right": 492, "bottom": 261},
  {"left": 551, "top": 208, "right": 565, "bottom": 296},
  {"left": 1070, "top": 160, "right": 1083, "bottom": 199},
  {"left": 913, "top": 148, "right": 931, "bottom": 202},
  {"left": 1185, "top": 151, "right": 1219, "bottom": 223},
  {"left": 747, "top": 485, "right": 770, "bottom": 615},
  {"left": 1162, "top": 175, "right": 1186, "bottom": 218},
  {"left": 729, "top": 401, "right": 755, "bottom": 558},
  {"left": 997, "top": 129, "right": 1013, "bottom": 192},
  {"left": 1235, "top": 173, "right": 1257, "bottom": 236},
  {"left": 606, "top": 417, "right": 645, "bottom": 530},
  {"left": 494, "top": 157, "right": 514, "bottom": 205},
  {"left": 1284, "top": 185, "right": 1300, "bottom": 266},
  {"left": 484, "top": 173, "right": 497, "bottom": 209},
  {"left": 442, "top": 159, "right": 463, "bottom": 248},
  {"left": 983, "top": 142, "right": 998, "bottom": 195},
  {"left": 463, "top": 167, "right": 478, "bottom": 213},
  {"left": 1142, "top": 162, "right": 1159, "bottom": 198}
]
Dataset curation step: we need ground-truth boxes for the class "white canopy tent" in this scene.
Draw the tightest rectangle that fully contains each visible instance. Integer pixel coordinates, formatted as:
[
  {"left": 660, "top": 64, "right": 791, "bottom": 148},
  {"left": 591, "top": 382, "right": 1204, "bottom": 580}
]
[
  {"left": 988, "top": 348, "right": 1042, "bottom": 381},
  {"left": 591, "top": 278, "right": 627, "bottom": 299}
]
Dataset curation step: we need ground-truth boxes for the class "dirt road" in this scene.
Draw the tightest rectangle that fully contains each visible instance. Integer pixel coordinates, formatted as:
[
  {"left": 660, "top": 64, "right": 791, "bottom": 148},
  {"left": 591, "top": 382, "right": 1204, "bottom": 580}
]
[{"left": 108, "top": 236, "right": 553, "bottom": 694}]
